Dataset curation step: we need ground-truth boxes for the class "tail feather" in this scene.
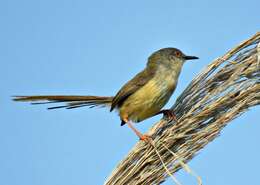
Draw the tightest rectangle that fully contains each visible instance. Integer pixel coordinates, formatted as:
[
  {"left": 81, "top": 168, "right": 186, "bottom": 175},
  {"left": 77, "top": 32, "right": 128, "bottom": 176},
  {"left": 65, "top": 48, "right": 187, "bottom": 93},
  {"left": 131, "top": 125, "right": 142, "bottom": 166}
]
[{"left": 13, "top": 95, "right": 113, "bottom": 109}]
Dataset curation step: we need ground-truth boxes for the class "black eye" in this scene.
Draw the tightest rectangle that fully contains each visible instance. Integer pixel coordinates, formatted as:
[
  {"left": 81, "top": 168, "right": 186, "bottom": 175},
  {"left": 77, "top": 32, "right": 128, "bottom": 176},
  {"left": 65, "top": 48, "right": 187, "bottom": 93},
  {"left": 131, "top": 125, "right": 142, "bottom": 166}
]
[{"left": 175, "top": 51, "right": 182, "bottom": 58}]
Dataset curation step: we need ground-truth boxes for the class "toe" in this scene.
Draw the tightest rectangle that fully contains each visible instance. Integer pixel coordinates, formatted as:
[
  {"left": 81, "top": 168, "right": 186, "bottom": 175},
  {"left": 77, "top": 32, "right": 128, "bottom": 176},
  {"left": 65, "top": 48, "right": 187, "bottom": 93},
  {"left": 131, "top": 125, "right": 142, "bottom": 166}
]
[{"left": 140, "top": 134, "right": 152, "bottom": 142}]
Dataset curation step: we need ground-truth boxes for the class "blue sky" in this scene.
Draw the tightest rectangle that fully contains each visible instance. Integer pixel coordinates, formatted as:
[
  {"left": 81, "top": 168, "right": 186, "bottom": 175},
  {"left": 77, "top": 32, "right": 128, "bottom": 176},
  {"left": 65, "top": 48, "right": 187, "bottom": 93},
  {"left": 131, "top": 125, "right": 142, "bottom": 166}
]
[{"left": 1, "top": 0, "right": 260, "bottom": 185}]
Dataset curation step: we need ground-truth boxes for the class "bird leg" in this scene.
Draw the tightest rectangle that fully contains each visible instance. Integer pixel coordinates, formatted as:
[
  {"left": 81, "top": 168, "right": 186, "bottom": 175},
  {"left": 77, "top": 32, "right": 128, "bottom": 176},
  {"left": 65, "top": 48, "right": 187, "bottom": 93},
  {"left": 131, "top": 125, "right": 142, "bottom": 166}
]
[
  {"left": 124, "top": 118, "right": 151, "bottom": 142},
  {"left": 155, "top": 109, "right": 178, "bottom": 123}
]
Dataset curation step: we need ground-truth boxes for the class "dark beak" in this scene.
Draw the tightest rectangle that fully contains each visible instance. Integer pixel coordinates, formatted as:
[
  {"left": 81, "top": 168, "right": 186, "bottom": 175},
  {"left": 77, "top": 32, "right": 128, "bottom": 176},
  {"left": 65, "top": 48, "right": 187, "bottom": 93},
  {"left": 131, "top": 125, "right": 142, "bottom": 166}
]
[{"left": 184, "top": 55, "right": 199, "bottom": 60}]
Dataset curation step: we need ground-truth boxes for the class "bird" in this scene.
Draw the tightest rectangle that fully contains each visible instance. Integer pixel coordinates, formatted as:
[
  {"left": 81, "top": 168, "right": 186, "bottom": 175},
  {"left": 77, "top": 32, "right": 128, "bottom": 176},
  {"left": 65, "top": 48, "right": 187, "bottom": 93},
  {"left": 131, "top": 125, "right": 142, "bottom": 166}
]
[{"left": 13, "top": 48, "right": 198, "bottom": 141}]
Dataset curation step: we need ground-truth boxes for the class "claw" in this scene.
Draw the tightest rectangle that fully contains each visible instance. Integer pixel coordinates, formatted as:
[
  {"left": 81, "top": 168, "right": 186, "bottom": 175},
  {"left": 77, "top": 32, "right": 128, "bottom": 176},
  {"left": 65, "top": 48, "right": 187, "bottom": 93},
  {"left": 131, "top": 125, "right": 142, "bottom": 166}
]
[
  {"left": 158, "top": 109, "right": 178, "bottom": 123},
  {"left": 139, "top": 134, "right": 152, "bottom": 142},
  {"left": 124, "top": 119, "right": 153, "bottom": 143}
]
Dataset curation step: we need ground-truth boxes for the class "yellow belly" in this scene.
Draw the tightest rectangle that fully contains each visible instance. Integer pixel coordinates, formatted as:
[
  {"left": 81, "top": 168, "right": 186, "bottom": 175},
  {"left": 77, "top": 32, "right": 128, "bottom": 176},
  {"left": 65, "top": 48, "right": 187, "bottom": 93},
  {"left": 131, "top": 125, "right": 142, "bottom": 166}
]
[{"left": 119, "top": 76, "right": 176, "bottom": 122}]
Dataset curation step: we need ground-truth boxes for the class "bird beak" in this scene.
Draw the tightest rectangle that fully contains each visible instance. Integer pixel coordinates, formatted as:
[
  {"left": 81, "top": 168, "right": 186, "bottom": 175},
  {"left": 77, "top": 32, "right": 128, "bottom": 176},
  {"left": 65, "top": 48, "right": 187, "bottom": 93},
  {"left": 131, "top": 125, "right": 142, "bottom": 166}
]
[{"left": 184, "top": 55, "right": 199, "bottom": 60}]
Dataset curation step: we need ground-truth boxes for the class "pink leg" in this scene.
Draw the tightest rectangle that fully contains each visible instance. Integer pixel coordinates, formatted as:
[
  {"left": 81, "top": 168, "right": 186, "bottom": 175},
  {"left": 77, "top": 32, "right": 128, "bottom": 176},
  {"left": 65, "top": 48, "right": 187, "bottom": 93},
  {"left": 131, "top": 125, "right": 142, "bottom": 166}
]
[{"left": 124, "top": 119, "right": 151, "bottom": 141}]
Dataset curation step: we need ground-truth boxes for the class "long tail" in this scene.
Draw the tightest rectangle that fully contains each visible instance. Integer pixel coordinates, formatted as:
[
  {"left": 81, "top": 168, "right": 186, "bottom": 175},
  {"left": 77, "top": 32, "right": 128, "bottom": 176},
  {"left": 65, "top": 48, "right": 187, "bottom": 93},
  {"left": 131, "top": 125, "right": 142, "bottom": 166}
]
[{"left": 13, "top": 95, "right": 113, "bottom": 109}]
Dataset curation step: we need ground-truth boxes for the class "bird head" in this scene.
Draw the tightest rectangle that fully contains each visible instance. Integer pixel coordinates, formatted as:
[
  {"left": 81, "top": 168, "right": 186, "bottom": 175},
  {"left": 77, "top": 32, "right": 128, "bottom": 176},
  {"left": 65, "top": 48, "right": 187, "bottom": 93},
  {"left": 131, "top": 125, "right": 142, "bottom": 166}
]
[{"left": 147, "top": 47, "right": 199, "bottom": 69}]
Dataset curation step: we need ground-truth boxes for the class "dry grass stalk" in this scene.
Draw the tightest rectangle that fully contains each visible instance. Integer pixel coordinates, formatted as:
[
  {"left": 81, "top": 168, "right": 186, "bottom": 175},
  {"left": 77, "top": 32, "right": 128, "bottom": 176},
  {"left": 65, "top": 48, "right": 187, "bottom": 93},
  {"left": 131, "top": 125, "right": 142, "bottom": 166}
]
[{"left": 105, "top": 32, "right": 260, "bottom": 185}]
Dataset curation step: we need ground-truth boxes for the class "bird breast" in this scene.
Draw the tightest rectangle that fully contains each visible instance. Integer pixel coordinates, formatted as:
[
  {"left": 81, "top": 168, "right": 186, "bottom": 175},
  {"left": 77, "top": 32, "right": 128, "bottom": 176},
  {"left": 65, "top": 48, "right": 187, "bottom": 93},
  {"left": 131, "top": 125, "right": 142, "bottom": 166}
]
[{"left": 119, "top": 70, "right": 178, "bottom": 123}]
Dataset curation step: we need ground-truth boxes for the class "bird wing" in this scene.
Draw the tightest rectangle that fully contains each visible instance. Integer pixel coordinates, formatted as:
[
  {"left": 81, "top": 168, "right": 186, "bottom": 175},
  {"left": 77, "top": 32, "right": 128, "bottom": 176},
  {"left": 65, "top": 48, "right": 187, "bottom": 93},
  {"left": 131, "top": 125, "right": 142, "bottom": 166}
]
[{"left": 110, "top": 67, "right": 156, "bottom": 111}]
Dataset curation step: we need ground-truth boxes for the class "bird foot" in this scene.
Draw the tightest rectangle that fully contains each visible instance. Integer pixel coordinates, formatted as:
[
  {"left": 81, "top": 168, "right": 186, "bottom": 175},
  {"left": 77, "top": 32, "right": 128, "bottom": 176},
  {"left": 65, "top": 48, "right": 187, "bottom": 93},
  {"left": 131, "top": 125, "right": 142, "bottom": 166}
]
[
  {"left": 139, "top": 134, "right": 152, "bottom": 143},
  {"left": 125, "top": 119, "right": 153, "bottom": 144},
  {"left": 158, "top": 109, "right": 178, "bottom": 123}
]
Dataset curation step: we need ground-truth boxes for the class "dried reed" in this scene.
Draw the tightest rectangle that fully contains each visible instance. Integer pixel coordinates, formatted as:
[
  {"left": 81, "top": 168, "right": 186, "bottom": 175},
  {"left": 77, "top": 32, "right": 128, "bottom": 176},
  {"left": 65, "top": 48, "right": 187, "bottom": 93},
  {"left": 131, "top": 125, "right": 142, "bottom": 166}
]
[{"left": 105, "top": 32, "right": 260, "bottom": 185}]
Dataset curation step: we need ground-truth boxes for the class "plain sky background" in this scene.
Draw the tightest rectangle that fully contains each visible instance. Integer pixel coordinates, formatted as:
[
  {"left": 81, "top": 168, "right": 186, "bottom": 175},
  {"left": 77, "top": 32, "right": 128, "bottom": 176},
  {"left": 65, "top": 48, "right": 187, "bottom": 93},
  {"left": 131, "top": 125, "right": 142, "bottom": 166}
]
[{"left": 1, "top": 0, "right": 260, "bottom": 185}]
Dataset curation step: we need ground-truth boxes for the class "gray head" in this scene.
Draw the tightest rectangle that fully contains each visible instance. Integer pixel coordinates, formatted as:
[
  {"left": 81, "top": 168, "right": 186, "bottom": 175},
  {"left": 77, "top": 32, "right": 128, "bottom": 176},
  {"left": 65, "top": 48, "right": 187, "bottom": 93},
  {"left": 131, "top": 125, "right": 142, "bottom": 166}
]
[
  {"left": 149, "top": 47, "right": 199, "bottom": 63},
  {"left": 145, "top": 48, "right": 199, "bottom": 85}
]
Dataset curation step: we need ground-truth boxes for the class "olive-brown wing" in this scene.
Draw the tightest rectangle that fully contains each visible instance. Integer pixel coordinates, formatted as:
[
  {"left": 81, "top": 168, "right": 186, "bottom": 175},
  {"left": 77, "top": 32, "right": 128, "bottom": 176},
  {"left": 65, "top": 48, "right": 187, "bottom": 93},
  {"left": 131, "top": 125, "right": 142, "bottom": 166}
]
[{"left": 110, "top": 68, "right": 156, "bottom": 111}]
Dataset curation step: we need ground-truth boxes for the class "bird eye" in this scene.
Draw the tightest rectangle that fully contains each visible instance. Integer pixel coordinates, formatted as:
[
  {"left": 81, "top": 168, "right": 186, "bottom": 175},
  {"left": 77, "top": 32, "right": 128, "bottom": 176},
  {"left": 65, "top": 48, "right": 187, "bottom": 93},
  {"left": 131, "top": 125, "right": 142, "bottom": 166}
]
[{"left": 175, "top": 51, "right": 182, "bottom": 58}]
